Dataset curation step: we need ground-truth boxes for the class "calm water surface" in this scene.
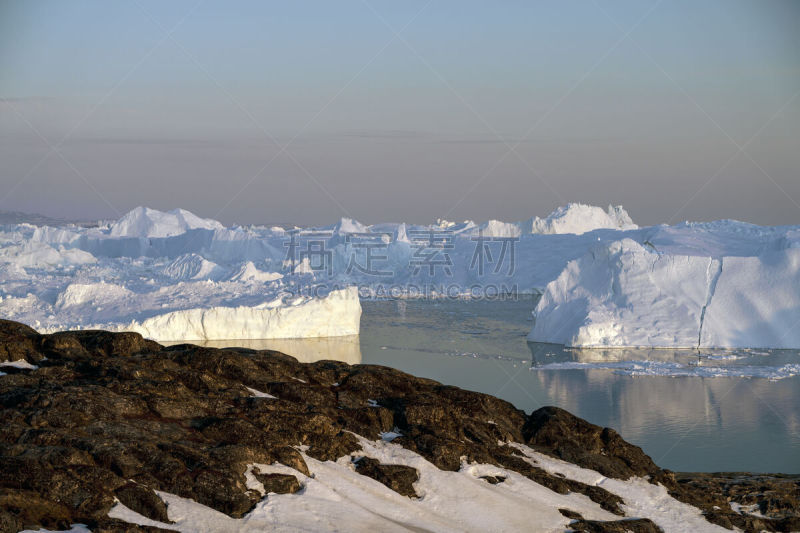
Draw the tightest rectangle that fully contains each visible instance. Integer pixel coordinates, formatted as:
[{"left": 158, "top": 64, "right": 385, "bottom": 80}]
[{"left": 192, "top": 298, "right": 800, "bottom": 473}]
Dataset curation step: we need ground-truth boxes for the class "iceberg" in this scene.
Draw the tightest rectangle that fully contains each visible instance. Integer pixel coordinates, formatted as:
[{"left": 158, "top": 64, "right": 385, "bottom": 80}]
[
  {"left": 528, "top": 239, "right": 711, "bottom": 347},
  {"left": 700, "top": 250, "right": 800, "bottom": 349},
  {"left": 2, "top": 204, "right": 800, "bottom": 348},
  {"left": 466, "top": 204, "right": 636, "bottom": 238},
  {"left": 109, "top": 206, "right": 224, "bottom": 238},
  {"left": 525, "top": 203, "right": 638, "bottom": 235},
  {"left": 529, "top": 239, "right": 800, "bottom": 349},
  {"left": 94, "top": 287, "right": 362, "bottom": 341}
]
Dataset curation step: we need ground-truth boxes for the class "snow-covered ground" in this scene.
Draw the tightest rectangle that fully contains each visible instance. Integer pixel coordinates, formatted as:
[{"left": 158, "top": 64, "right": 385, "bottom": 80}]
[
  {"left": 24, "top": 436, "right": 729, "bottom": 532},
  {"left": 1, "top": 203, "right": 799, "bottom": 347},
  {"left": 101, "top": 436, "right": 727, "bottom": 533}
]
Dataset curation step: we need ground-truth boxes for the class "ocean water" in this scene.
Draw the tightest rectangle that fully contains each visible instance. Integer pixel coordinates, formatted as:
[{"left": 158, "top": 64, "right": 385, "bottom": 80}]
[{"left": 189, "top": 297, "right": 800, "bottom": 473}]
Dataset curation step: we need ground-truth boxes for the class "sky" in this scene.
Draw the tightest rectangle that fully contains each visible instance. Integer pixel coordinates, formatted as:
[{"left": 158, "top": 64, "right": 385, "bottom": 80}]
[{"left": 1, "top": 0, "right": 799, "bottom": 227}]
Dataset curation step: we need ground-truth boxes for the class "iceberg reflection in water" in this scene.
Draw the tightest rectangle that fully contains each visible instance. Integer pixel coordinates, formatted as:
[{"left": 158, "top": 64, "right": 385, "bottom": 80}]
[
  {"left": 528, "top": 343, "right": 800, "bottom": 380},
  {"left": 162, "top": 335, "right": 362, "bottom": 365},
  {"left": 359, "top": 299, "right": 800, "bottom": 473},
  {"left": 163, "top": 299, "right": 799, "bottom": 472}
]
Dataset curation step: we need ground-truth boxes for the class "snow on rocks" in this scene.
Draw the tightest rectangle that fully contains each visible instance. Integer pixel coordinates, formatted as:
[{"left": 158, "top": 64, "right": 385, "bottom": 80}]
[
  {"left": 106, "top": 439, "right": 729, "bottom": 533},
  {"left": 0, "top": 359, "right": 38, "bottom": 371},
  {"left": 3, "top": 330, "right": 787, "bottom": 531},
  {"left": 509, "top": 444, "right": 730, "bottom": 533}
]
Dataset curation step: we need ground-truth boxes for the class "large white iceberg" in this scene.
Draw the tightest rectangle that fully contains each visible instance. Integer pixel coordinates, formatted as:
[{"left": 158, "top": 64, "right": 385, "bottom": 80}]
[
  {"left": 94, "top": 287, "right": 361, "bottom": 341},
  {"left": 700, "top": 250, "right": 800, "bottom": 348},
  {"left": 528, "top": 239, "right": 711, "bottom": 347},
  {"left": 529, "top": 238, "right": 800, "bottom": 349}
]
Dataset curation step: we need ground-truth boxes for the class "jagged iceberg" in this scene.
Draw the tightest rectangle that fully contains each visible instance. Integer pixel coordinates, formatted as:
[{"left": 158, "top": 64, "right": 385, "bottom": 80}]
[
  {"left": 109, "top": 206, "right": 224, "bottom": 237},
  {"left": 525, "top": 203, "right": 638, "bottom": 235}
]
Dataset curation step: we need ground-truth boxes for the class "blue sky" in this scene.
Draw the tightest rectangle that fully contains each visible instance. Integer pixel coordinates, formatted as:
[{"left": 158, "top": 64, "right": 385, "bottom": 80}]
[{"left": 1, "top": 0, "right": 798, "bottom": 225}]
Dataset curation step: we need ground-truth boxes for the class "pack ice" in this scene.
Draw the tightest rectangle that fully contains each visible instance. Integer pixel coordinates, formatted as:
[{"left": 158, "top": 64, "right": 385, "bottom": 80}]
[
  {"left": 1, "top": 203, "right": 799, "bottom": 348},
  {"left": 0, "top": 207, "right": 361, "bottom": 341}
]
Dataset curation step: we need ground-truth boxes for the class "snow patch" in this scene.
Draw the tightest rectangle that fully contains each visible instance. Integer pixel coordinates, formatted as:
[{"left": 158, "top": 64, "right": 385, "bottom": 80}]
[
  {"left": 246, "top": 386, "right": 277, "bottom": 399},
  {"left": 107, "top": 436, "right": 725, "bottom": 532},
  {"left": 0, "top": 359, "right": 38, "bottom": 370}
]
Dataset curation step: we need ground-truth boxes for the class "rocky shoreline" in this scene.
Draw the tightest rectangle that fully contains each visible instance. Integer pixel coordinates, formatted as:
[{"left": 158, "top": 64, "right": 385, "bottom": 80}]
[{"left": 0, "top": 319, "right": 797, "bottom": 532}]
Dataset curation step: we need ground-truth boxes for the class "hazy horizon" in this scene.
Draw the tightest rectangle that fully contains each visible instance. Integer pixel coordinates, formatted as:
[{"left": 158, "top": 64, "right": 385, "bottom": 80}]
[{"left": 2, "top": 0, "right": 799, "bottom": 227}]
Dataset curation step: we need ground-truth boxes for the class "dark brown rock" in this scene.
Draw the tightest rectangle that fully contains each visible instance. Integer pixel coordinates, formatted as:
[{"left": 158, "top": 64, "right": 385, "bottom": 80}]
[
  {"left": 524, "top": 406, "right": 662, "bottom": 481},
  {"left": 480, "top": 475, "right": 506, "bottom": 485},
  {"left": 0, "top": 320, "right": 43, "bottom": 365},
  {"left": 253, "top": 472, "right": 302, "bottom": 495},
  {"left": 672, "top": 472, "right": 800, "bottom": 532},
  {"left": 114, "top": 483, "right": 171, "bottom": 524},
  {"left": 568, "top": 517, "right": 664, "bottom": 532},
  {"left": 354, "top": 457, "right": 420, "bottom": 498},
  {"left": 558, "top": 507, "right": 583, "bottom": 519}
]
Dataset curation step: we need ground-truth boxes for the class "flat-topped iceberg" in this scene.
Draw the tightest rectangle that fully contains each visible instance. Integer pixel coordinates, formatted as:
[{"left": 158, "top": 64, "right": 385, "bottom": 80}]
[
  {"left": 88, "top": 287, "right": 361, "bottom": 341},
  {"left": 528, "top": 239, "right": 710, "bottom": 348},
  {"left": 529, "top": 238, "right": 800, "bottom": 349}
]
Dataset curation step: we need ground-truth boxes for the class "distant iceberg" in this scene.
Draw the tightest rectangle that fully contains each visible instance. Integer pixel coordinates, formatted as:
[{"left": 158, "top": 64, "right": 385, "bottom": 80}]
[
  {"left": 473, "top": 204, "right": 637, "bottom": 238},
  {"left": 110, "top": 206, "right": 224, "bottom": 238},
  {"left": 524, "top": 203, "right": 638, "bottom": 235}
]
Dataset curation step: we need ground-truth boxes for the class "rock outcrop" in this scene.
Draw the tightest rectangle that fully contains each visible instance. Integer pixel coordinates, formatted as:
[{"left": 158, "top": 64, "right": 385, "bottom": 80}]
[{"left": 0, "top": 319, "right": 796, "bottom": 532}]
